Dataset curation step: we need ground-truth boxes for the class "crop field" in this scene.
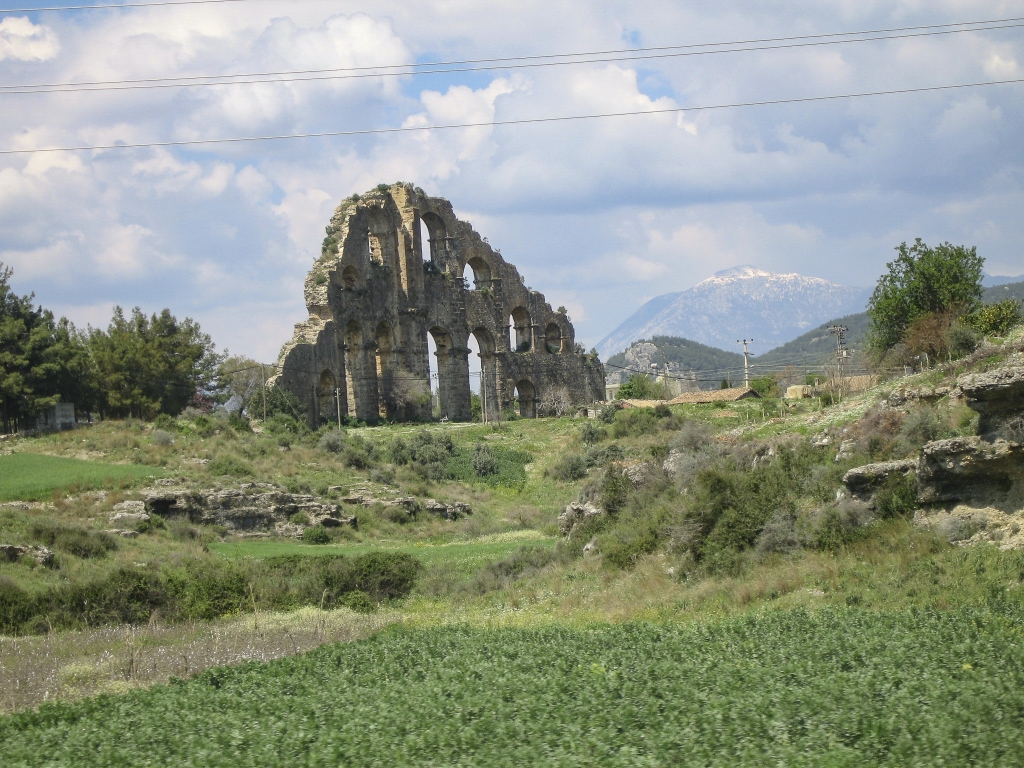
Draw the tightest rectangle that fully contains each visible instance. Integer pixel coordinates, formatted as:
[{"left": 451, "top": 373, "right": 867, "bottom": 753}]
[
  {"left": 209, "top": 530, "right": 556, "bottom": 577},
  {"left": 3, "top": 606, "right": 1023, "bottom": 766},
  {"left": 0, "top": 454, "right": 160, "bottom": 502}
]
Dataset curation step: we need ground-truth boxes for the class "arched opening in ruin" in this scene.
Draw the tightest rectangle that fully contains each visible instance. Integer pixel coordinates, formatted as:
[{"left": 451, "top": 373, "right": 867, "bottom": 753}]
[
  {"left": 419, "top": 212, "right": 447, "bottom": 264},
  {"left": 514, "top": 379, "right": 537, "bottom": 419},
  {"left": 510, "top": 306, "right": 532, "bottom": 352},
  {"left": 341, "top": 265, "right": 357, "bottom": 290},
  {"left": 463, "top": 257, "right": 492, "bottom": 291},
  {"left": 429, "top": 327, "right": 454, "bottom": 420},
  {"left": 367, "top": 231, "right": 384, "bottom": 266},
  {"left": 545, "top": 322, "right": 563, "bottom": 354},
  {"left": 318, "top": 369, "right": 337, "bottom": 426},
  {"left": 343, "top": 321, "right": 362, "bottom": 418},
  {"left": 375, "top": 321, "right": 394, "bottom": 419},
  {"left": 471, "top": 327, "right": 498, "bottom": 422}
]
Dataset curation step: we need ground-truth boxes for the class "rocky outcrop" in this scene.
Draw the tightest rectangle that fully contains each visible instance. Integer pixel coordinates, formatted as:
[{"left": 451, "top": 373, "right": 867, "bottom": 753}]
[
  {"left": 558, "top": 501, "right": 604, "bottom": 536},
  {"left": 143, "top": 485, "right": 355, "bottom": 535},
  {"left": 957, "top": 367, "right": 1024, "bottom": 436},
  {"left": 917, "top": 437, "right": 1023, "bottom": 505},
  {"left": 422, "top": 499, "right": 472, "bottom": 521},
  {"left": 0, "top": 544, "right": 54, "bottom": 566},
  {"left": 842, "top": 459, "right": 918, "bottom": 500},
  {"left": 622, "top": 461, "right": 656, "bottom": 488}
]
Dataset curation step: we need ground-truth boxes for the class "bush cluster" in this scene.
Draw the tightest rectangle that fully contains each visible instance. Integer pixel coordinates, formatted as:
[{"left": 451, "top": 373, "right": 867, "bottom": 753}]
[{"left": 0, "top": 552, "right": 421, "bottom": 635}]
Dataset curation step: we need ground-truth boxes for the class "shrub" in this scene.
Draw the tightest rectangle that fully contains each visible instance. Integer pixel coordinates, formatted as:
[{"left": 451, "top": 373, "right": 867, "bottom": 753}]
[
  {"left": 669, "top": 421, "right": 711, "bottom": 453},
  {"left": 896, "top": 406, "right": 947, "bottom": 455},
  {"left": 341, "top": 435, "right": 375, "bottom": 469},
  {"left": 814, "top": 508, "right": 854, "bottom": 552},
  {"left": 153, "top": 413, "right": 177, "bottom": 431},
  {"left": 207, "top": 453, "right": 254, "bottom": 477},
  {"left": 755, "top": 511, "right": 801, "bottom": 555},
  {"left": 599, "top": 466, "right": 632, "bottom": 514},
  {"left": 471, "top": 443, "right": 498, "bottom": 476},
  {"left": 369, "top": 466, "right": 396, "bottom": 485},
  {"left": 151, "top": 429, "right": 174, "bottom": 446},
  {"left": 318, "top": 430, "right": 345, "bottom": 453},
  {"left": 30, "top": 523, "right": 118, "bottom": 559},
  {"left": 749, "top": 375, "right": 779, "bottom": 398},
  {"left": 874, "top": 473, "right": 918, "bottom": 519},
  {"left": 612, "top": 408, "right": 659, "bottom": 438},
  {"left": 385, "top": 437, "right": 411, "bottom": 465},
  {"left": 964, "top": 298, "right": 1023, "bottom": 336},
  {"left": 550, "top": 454, "right": 588, "bottom": 482},
  {"left": 580, "top": 421, "right": 604, "bottom": 445},
  {"left": 599, "top": 403, "right": 619, "bottom": 424},
  {"left": 289, "top": 512, "right": 311, "bottom": 526},
  {"left": 615, "top": 374, "right": 668, "bottom": 400},
  {"left": 303, "top": 525, "right": 331, "bottom": 544},
  {"left": 463, "top": 546, "right": 559, "bottom": 595}
]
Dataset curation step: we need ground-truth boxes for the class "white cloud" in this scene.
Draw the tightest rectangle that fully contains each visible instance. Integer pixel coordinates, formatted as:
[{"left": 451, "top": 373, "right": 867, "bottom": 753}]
[{"left": 0, "top": 17, "right": 60, "bottom": 62}]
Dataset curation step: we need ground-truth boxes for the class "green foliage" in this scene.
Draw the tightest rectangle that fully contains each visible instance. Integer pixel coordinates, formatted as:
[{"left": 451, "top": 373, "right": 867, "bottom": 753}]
[
  {"left": 5, "top": 610, "right": 1024, "bottom": 765},
  {"left": 87, "top": 305, "right": 223, "bottom": 419},
  {"left": 615, "top": 374, "right": 667, "bottom": 400},
  {"left": 263, "top": 386, "right": 306, "bottom": 424},
  {"left": 470, "top": 443, "right": 498, "bottom": 476},
  {"left": 964, "top": 298, "right": 1023, "bottom": 336},
  {"left": 599, "top": 466, "right": 632, "bottom": 515},
  {"left": 405, "top": 430, "right": 456, "bottom": 481},
  {"left": 550, "top": 453, "right": 588, "bottom": 482},
  {"left": 206, "top": 453, "right": 254, "bottom": 478},
  {"left": 0, "top": 553, "right": 421, "bottom": 635},
  {"left": 611, "top": 407, "right": 660, "bottom": 438},
  {"left": 446, "top": 444, "right": 531, "bottom": 490},
  {"left": 0, "top": 263, "right": 95, "bottom": 431},
  {"left": 463, "top": 545, "right": 560, "bottom": 594},
  {"left": 749, "top": 374, "right": 778, "bottom": 398},
  {"left": 874, "top": 473, "right": 919, "bottom": 520},
  {"left": 317, "top": 430, "right": 345, "bottom": 453},
  {"left": 30, "top": 522, "right": 118, "bottom": 559},
  {"left": 0, "top": 454, "right": 158, "bottom": 502},
  {"left": 868, "top": 238, "right": 984, "bottom": 354},
  {"left": 896, "top": 406, "right": 948, "bottom": 456},
  {"left": 579, "top": 421, "right": 605, "bottom": 445},
  {"left": 302, "top": 525, "right": 330, "bottom": 544}
]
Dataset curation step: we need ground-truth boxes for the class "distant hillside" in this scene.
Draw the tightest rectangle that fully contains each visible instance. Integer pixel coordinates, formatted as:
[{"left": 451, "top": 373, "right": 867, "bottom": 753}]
[
  {"left": 597, "top": 266, "right": 870, "bottom": 358},
  {"left": 756, "top": 312, "right": 870, "bottom": 368},
  {"left": 983, "top": 280, "right": 1024, "bottom": 304},
  {"left": 606, "top": 335, "right": 743, "bottom": 372}
]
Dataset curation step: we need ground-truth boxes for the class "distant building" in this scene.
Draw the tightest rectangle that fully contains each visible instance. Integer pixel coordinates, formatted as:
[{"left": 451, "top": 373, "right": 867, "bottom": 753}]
[{"left": 22, "top": 403, "right": 76, "bottom": 433}]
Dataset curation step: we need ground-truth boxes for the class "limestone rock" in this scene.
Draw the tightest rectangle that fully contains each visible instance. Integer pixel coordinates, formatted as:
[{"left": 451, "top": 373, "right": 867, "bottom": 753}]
[
  {"left": 917, "top": 436, "right": 1024, "bottom": 505},
  {"left": 622, "top": 461, "right": 656, "bottom": 487},
  {"left": 422, "top": 499, "right": 471, "bottom": 520},
  {"left": 957, "top": 366, "right": 1024, "bottom": 435},
  {"left": 103, "top": 529, "right": 139, "bottom": 539},
  {"left": 558, "top": 501, "right": 603, "bottom": 537},
  {"left": 834, "top": 440, "right": 856, "bottom": 462},
  {"left": 112, "top": 500, "right": 147, "bottom": 514},
  {"left": 143, "top": 485, "right": 347, "bottom": 533},
  {"left": 843, "top": 459, "right": 918, "bottom": 500},
  {"left": 0, "top": 544, "right": 55, "bottom": 566},
  {"left": 582, "top": 537, "right": 599, "bottom": 557}
]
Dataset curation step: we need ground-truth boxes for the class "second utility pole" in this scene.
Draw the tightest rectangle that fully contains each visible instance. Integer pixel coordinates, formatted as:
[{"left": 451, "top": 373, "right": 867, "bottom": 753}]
[{"left": 737, "top": 339, "right": 753, "bottom": 388}]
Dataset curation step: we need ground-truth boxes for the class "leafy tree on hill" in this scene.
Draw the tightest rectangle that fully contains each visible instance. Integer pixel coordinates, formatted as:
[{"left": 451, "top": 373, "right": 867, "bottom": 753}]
[
  {"left": 615, "top": 374, "right": 668, "bottom": 400},
  {"left": 1, "top": 264, "right": 95, "bottom": 431},
  {"left": 89, "top": 307, "right": 223, "bottom": 419},
  {"left": 867, "top": 239, "right": 984, "bottom": 355}
]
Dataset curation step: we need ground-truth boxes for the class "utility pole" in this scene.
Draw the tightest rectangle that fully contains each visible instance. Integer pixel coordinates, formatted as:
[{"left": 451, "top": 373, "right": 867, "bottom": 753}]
[
  {"left": 828, "top": 325, "right": 849, "bottom": 402},
  {"left": 737, "top": 339, "right": 753, "bottom": 388},
  {"left": 261, "top": 366, "right": 267, "bottom": 422}
]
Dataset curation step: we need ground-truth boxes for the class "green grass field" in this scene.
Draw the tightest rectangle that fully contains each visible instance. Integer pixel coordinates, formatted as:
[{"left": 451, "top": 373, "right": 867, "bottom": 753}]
[
  {"left": 4, "top": 606, "right": 1023, "bottom": 767},
  {"left": 0, "top": 454, "right": 160, "bottom": 502},
  {"left": 210, "top": 530, "right": 556, "bottom": 577}
]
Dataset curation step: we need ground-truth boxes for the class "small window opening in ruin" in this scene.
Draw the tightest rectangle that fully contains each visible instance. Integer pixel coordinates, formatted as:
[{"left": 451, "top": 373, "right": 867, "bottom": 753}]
[
  {"left": 463, "top": 257, "right": 492, "bottom": 291},
  {"left": 545, "top": 322, "right": 563, "bottom": 354},
  {"left": 368, "top": 231, "right": 384, "bottom": 265},
  {"left": 419, "top": 217, "right": 432, "bottom": 262},
  {"left": 510, "top": 307, "right": 532, "bottom": 352},
  {"left": 341, "top": 265, "right": 357, "bottom": 289}
]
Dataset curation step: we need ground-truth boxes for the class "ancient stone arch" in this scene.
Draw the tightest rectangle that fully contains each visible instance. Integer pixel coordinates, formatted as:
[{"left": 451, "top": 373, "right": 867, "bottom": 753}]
[{"left": 270, "top": 183, "right": 605, "bottom": 425}]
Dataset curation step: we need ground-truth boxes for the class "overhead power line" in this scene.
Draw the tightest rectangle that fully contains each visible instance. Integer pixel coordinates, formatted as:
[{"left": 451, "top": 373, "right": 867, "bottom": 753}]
[
  {"left": 3, "top": 19, "right": 1023, "bottom": 95},
  {"left": 3, "top": 77, "right": 1021, "bottom": 155},
  {"left": 2, "top": 0, "right": 256, "bottom": 12}
]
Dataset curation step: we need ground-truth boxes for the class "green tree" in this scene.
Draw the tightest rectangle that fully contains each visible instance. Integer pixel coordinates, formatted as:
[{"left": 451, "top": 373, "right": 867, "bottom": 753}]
[
  {"left": 867, "top": 239, "right": 984, "bottom": 354},
  {"left": 89, "top": 307, "right": 223, "bottom": 419},
  {"left": 615, "top": 374, "right": 668, "bottom": 400},
  {"left": 217, "top": 355, "right": 273, "bottom": 417},
  {"left": 1, "top": 264, "right": 95, "bottom": 431}
]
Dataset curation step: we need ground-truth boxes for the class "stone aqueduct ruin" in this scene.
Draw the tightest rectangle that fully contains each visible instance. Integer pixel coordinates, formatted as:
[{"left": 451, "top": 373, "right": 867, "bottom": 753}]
[{"left": 270, "top": 183, "right": 605, "bottom": 426}]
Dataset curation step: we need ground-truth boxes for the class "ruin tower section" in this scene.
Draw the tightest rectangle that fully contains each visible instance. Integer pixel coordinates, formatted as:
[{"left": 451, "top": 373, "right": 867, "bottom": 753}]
[{"left": 269, "top": 183, "right": 606, "bottom": 427}]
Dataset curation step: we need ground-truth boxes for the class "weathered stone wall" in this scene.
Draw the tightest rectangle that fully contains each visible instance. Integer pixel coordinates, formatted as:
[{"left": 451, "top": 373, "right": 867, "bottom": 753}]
[{"left": 270, "top": 183, "right": 605, "bottom": 425}]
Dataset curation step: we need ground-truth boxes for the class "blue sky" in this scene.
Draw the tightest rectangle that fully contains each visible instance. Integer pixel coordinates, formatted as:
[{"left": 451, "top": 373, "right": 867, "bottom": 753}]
[{"left": 1, "top": 0, "right": 1022, "bottom": 360}]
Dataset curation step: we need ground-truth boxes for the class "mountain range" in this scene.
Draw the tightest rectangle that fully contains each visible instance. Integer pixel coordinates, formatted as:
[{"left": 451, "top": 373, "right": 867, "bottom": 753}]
[{"left": 596, "top": 266, "right": 871, "bottom": 358}]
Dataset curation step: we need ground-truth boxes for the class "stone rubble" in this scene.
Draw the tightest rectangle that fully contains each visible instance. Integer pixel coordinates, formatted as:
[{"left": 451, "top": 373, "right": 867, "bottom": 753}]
[
  {"left": 0, "top": 544, "right": 55, "bottom": 566},
  {"left": 558, "top": 501, "right": 603, "bottom": 537}
]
